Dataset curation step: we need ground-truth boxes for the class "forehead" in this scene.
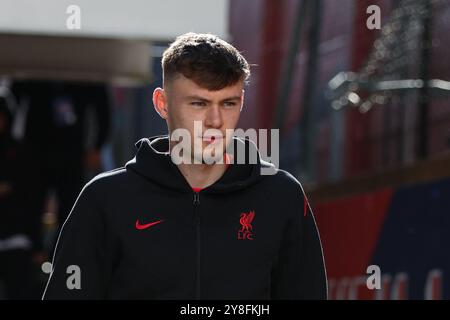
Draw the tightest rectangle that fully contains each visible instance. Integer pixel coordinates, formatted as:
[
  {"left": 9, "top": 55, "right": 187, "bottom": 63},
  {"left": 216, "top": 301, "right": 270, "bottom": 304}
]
[{"left": 167, "top": 75, "right": 244, "bottom": 100}]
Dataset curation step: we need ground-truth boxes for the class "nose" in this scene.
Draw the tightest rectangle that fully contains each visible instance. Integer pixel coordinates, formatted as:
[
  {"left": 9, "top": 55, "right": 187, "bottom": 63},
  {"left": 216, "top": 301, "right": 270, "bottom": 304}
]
[{"left": 204, "top": 104, "right": 223, "bottom": 129}]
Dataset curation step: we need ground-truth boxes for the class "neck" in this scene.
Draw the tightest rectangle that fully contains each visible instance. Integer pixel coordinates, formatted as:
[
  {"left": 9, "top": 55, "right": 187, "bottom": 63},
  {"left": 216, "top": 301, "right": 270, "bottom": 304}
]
[
  {"left": 177, "top": 161, "right": 228, "bottom": 189},
  {"left": 167, "top": 136, "right": 231, "bottom": 189}
]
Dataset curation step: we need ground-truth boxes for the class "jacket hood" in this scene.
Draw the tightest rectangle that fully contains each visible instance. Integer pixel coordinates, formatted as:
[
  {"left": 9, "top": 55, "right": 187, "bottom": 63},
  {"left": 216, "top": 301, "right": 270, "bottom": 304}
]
[{"left": 125, "top": 134, "right": 276, "bottom": 194}]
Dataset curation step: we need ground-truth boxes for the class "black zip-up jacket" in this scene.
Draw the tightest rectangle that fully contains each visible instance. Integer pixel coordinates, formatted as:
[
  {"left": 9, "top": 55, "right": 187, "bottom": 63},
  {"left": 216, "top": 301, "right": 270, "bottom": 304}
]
[{"left": 43, "top": 135, "right": 327, "bottom": 299}]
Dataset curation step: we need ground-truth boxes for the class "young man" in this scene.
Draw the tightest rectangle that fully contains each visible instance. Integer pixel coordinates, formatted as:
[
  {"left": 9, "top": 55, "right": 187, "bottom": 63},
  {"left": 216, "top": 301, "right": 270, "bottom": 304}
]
[{"left": 43, "top": 33, "right": 327, "bottom": 300}]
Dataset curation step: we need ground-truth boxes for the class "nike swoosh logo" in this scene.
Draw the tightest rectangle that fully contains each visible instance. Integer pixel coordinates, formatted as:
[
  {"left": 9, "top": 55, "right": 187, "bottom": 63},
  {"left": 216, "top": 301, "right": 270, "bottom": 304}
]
[{"left": 135, "top": 219, "right": 164, "bottom": 230}]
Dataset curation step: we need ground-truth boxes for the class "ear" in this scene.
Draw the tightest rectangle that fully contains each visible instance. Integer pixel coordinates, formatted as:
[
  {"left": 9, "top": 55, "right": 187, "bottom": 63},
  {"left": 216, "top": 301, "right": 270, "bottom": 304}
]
[
  {"left": 240, "top": 89, "right": 245, "bottom": 112},
  {"left": 153, "top": 87, "right": 168, "bottom": 119}
]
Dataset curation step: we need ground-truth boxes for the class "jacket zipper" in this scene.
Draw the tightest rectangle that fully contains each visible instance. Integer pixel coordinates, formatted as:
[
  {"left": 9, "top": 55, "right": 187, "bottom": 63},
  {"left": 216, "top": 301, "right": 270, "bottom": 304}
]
[{"left": 193, "top": 192, "right": 201, "bottom": 300}]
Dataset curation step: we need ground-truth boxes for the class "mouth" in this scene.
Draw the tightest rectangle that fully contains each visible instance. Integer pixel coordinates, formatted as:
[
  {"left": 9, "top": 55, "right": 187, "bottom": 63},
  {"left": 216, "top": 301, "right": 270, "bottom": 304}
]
[{"left": 202, "top": 135, "right": 223, "bottom": 143}]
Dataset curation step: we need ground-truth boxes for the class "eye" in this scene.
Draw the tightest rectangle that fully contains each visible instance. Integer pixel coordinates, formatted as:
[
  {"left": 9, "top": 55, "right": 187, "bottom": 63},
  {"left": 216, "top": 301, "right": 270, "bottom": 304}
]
[
  {"left": 223, "top": 101, "right": 237, "bottom": 108},
  {"left": 190, "top": 101, "right": 207, "bottom": 107}
]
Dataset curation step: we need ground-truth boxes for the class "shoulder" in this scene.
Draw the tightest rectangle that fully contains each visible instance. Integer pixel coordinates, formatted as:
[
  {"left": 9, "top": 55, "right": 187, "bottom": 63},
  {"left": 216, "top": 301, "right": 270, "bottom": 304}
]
[
  {"left": 261, "top": 166, "right": 309, "bottom": 213},
  {"left": 265, "top": 166, "right": 306, "bottom": 197},
  {"left": 80, "top": 167, "right": 130, "bottom": 199},
  {"left": 91, "top": 167, "right": 128, "bottom": 183},
  {"left": 263, "top": 168, "right": 313, "bottom": 222}
]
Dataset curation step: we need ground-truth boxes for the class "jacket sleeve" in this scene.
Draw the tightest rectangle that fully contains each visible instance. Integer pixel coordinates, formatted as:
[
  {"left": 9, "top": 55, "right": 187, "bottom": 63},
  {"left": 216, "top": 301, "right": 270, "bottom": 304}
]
[
  {"left": 271, "top": 190, "right": 328, "bottom": 299},
  {"left": 42, "top": 182, "right": 112, "bottom": 299}
]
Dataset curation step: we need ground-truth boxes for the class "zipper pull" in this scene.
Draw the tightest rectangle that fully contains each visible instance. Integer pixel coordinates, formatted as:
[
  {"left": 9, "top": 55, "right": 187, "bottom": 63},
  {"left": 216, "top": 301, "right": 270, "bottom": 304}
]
[{"left": 193, "top": 192, "right": 200, "bottom": 205}]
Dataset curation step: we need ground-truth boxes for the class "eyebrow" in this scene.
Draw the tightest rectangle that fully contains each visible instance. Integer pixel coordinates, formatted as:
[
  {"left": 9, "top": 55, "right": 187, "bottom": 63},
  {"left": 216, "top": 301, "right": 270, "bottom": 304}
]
[{"left": 185, "top": 95, "right": 242, "bottom": 103}]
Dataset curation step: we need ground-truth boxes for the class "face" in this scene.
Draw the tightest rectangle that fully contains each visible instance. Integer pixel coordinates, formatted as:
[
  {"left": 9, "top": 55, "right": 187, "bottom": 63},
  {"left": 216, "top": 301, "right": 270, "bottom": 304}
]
[{"left": 153, "top": 74, "right": 244, "bottom": 164}]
